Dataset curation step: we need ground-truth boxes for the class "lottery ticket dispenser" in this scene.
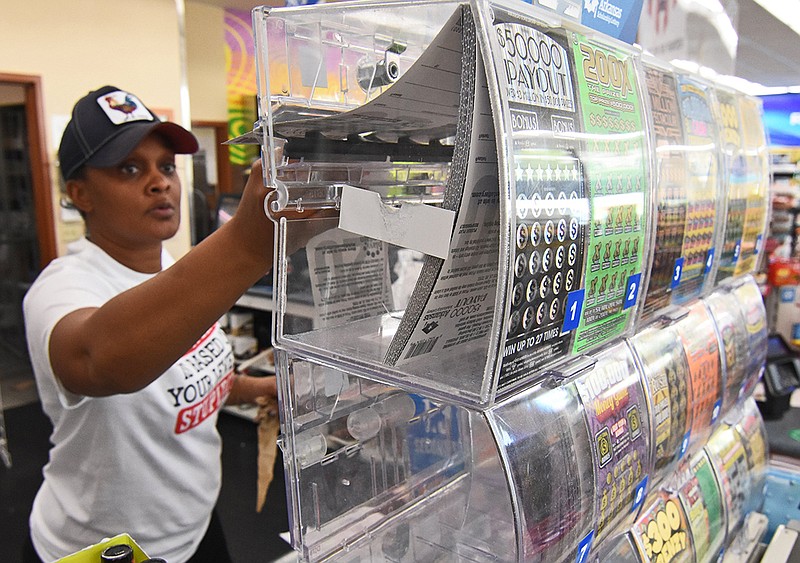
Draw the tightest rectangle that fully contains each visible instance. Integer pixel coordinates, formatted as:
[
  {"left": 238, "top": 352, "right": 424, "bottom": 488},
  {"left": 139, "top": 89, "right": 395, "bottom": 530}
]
[
  {"left": 275, "top": 303, "right": 766, "bottom": 563},
  {"left": 255, "top": 0, "right": 669, "bottom": 408},
  {"left": 250, "top": 0, "right": 772, "bottom": 561}
]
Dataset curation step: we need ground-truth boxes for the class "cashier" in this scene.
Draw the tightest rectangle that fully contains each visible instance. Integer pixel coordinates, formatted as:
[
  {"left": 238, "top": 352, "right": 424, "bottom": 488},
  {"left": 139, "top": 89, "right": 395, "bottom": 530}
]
[{"left": 22, "top": 86, "right": 279, "bottom": 563}]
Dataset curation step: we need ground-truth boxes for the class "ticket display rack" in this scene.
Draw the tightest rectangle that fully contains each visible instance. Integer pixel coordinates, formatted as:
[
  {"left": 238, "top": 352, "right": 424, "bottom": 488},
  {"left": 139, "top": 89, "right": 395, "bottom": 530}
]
[
  {"left": 244, "top": 0, "right": 773, "bottom": 560},
  {"left": 600, "top": 399, "right": 769, "bottom": 563},
  {"left": 274, "top": 280, "right": 767, "bottom": 562}
]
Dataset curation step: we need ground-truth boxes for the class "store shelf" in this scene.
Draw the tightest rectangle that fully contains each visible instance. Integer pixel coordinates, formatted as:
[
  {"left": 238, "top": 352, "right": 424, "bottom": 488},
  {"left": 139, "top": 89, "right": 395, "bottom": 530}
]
[
  {"left": 772, "top": 163, "right": 799, "bottom": 176},
  {"left": 235, "top": 286, "right": 315, "bottom": 320}
]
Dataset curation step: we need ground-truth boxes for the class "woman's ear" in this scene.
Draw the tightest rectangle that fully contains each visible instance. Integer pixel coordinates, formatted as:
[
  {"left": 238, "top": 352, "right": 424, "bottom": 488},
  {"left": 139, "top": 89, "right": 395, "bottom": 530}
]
[{"left": 65, "top": 178, "right": 92, "bottom": 214}]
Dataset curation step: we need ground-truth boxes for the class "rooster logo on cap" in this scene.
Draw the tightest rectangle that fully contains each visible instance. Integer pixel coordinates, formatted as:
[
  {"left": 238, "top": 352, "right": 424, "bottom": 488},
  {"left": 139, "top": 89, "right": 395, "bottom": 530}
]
[{"left": 104, "top": 93, "right": 139, "bottom": 120}]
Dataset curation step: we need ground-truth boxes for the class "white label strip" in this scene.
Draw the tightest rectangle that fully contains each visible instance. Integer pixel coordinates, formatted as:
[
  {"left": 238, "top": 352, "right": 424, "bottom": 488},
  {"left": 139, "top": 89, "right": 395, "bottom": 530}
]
[{"left": 338, "top": 185, "right": 455, "bottom": 260}]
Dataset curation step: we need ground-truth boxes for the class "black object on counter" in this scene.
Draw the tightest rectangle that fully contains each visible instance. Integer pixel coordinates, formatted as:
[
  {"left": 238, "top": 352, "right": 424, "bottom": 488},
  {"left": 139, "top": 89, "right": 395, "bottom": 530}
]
[{"left": 100, "top": 544, "right": 134, "bottom": 563}]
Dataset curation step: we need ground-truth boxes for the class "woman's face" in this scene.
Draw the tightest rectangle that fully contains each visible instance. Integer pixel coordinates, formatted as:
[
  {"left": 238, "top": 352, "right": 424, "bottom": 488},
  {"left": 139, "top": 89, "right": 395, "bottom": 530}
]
[{"left": 72, "top": 134, "right": 182, "bottom": 249}]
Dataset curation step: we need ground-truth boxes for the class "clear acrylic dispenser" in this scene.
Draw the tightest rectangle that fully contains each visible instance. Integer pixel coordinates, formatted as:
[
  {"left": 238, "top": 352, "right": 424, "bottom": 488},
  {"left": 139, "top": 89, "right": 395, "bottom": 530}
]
[
  {"left": 246, "top": 0, "right": 773, "bottom": 561},
  {"left": 255, "top": 0, "right": 653, "bottom": 407}
]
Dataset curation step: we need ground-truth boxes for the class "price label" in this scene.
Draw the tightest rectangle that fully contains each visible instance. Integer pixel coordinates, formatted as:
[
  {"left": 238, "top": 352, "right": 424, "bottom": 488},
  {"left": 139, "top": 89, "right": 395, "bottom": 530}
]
[
  {"left": 704, "top": 248, "right": 715, "bottom": 274},
  {"left": 632, "top": 476, "right": 649, "bottom": 512},
  {"left": 711, "top": 399, "right": 722, "bottom": 424},
  {"left": 624, "top": 273, "right": 642, "bottom": 310},
  {"left": 670, "top": 257, "right": 684, "bottom": 289},
  {"left": 679, "top": 431, "right": 690, "bottom": 459},
  {"left": 732, "top": 240, "right": 741, "bottom": 263},
  {"left": 576, "top": 530, "right": 595, "bottom": 563},
  {"left": 563, "top": 289, "right": 585, "bottom": 332}
]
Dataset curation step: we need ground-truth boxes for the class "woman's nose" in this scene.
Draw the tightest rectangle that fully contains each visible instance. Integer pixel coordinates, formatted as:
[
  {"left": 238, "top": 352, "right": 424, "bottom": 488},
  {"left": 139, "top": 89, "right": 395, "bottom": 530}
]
[{"left": 147, "top": 170, "right": 171, "bottom": 193}]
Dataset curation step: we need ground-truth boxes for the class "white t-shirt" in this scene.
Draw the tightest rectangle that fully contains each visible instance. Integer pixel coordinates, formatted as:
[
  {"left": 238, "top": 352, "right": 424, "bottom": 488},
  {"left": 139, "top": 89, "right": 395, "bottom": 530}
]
[{"left": 23, "top": 238, "right": 234, "bottom": 563}]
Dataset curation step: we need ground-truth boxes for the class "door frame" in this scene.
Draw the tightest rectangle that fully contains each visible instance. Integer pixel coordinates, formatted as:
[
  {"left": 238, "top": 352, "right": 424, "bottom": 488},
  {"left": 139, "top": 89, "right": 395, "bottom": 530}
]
[
  {"left": 0, "top": 73, "right": 56, "bottom": 268},
  {"left": 192, "top": 119, "right": 233, "bottom": 198}
]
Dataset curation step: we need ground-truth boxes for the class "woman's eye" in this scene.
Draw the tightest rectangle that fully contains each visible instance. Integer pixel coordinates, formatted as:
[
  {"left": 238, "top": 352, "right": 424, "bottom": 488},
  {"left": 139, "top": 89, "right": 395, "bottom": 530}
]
[
  {"left": 161, "top": 162, "right": 177, "bottom": 174},
  {"left": 120, "top": 163, "right": 140, "bottom": 175}
]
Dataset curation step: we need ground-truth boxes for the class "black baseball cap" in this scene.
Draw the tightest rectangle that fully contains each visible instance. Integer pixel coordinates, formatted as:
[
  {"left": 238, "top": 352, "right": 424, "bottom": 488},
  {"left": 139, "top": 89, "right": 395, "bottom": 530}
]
[{"left": 58, "top": 85, "right": 199, "bottom": 181}]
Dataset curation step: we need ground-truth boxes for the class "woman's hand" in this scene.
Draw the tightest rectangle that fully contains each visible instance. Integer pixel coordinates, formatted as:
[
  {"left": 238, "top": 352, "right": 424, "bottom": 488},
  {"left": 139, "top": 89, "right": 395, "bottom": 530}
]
[{"left": 227, "top": 374, "right": 277, "bottom": 407}]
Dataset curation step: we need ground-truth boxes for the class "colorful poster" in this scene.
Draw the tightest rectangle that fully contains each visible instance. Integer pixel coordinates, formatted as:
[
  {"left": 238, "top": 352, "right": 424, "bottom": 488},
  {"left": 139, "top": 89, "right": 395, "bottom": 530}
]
[
  {"left": 678, "top": 451, "right": 725, "bottom": 563},
  {"left": 713, "top": 88, "right": 747, "bottom": 284},
  {"left": 633, "top": 492, "right": 694, "bottom": 563},
  {"left": 570, "top": 33, "right": 648, "bottom": 354},
  {"left": 736, "top": 96, "right": 769, "bottom": 276},
  {"left": 225, "top": 9, "right": 259, "bottom": 165},
  {"left": 674, "top": 302, "right": 722, "bottom": 451},
  {"left": 493, "top": 20, "right": 587, "bottom": 385},
  {"left": 640, "top": 64, "right": 687, "bottom": 323},
  {"left": 704, "top": 290, "right": 749, "bottom": 410},
  {"left": 630, "top": 326, "right": 691, "bottom": 474},
  {"left": 576, "top": 343, "right": 650, "bottom": 540},
  {"left": 671, "top": 76, "right": 719, "bottom": 304}
]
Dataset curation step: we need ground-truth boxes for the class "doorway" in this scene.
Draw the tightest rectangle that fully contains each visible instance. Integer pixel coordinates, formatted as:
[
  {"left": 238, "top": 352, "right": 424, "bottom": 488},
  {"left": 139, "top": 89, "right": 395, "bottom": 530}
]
[
  {"left": 191, "top": 120, "right": 233, "bottom": 244},
  {"left": 0, "top": 74, "right": 56, "bottom": 414}
]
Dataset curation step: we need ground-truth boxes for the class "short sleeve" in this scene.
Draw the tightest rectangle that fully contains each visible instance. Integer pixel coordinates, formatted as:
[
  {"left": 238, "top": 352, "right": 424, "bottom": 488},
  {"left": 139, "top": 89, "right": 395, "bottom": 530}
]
[{"left": 23, "top": 264, "right": 110, "bottom": 409}]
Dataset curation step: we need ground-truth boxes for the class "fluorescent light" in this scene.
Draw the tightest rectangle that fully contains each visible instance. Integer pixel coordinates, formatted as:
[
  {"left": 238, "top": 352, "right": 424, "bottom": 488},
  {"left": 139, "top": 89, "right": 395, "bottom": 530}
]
[{"left": 680, "top": 0, "right": 739, "bottom": 58}]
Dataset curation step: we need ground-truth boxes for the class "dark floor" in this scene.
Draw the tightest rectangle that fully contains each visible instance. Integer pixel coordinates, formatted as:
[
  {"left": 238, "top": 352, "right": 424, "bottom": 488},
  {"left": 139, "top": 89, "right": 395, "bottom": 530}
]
[{"left": 0, "top": 400, "right": 295, "bottom": 562}]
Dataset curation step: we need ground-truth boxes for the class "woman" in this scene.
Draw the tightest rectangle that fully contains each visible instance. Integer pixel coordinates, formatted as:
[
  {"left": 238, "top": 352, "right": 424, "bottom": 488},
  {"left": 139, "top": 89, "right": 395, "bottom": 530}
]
[{"left": 23, "top": 86, "right": 284, "bottom": 562}]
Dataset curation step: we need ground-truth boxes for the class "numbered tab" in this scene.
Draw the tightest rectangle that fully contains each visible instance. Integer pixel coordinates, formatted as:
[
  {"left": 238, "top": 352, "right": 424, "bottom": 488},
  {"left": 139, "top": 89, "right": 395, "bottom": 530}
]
[
  {"left": 671, "top": 257, "right": 685, "bottom": 289},
  {"left": 711, "top": 399, "right": 722, "bottom": 425},
  {"left": 623, "top": 273, "right": 641, "bottom": 310},
  {"left": 679, "top": 431, "right": 690, "bottom": 459},
  {"left": 732, "top": 240, "right": 741, "bottom": 263},
  {"left": 632, "top": 476, "right": 649, "bottom": 512},
  {"left": 576, "top": 530, "right": 595, "bottom": 563},
  {"left": 563, "top": 289, "right": 586, "bottom": 333},
  {"left": 755, "top": 234, "right": 762, "bottom": 255},
  {"left": 704, "top": 247, "right": 715, "bottom": 274}
]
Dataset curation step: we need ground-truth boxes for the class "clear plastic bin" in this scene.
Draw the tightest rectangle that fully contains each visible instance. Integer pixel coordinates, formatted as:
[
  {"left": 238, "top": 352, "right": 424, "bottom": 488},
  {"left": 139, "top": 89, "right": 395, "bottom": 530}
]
[{"left": 255, "top": 0, "right": 655, "bottom": 407}]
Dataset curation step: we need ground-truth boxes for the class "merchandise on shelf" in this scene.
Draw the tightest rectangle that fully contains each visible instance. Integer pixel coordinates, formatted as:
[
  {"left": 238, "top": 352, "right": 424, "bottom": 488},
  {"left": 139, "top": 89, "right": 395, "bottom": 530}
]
[
  {"left": 669, "top": 75, "right": 721, "bottom": 305},
  {"left": 631, "top": 490, "right": 695, "bottom": 563},
  {"left": 729, "top": 276, "right": 769, "bottom": 397}
]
